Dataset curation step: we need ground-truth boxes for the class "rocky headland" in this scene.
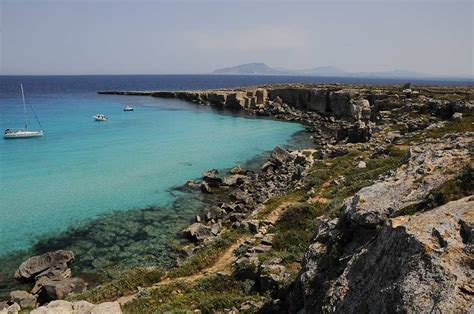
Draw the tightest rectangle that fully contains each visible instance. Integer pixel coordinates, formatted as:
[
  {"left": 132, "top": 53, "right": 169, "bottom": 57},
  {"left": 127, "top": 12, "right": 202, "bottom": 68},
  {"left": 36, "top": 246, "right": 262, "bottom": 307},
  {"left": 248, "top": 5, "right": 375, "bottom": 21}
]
[{"left": 2, "top": 83, "right": 472, "bottom": 313}]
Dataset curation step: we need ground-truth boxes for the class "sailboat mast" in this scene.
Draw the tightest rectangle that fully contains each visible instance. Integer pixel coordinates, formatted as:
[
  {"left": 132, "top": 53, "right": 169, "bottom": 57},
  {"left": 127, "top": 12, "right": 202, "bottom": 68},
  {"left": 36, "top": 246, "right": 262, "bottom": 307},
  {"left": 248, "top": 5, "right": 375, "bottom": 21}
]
[{"left": 20, "top": 84, "right": 29, "bottom": 130}]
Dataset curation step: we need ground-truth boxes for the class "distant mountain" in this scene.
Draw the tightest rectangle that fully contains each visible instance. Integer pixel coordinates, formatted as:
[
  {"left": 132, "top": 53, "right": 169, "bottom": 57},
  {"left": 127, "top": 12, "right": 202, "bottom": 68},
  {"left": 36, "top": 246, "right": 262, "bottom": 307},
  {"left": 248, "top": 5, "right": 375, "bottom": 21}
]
[
  {"left": 212, "top": 63, "right": 470, "bottom": 80},
  {"left": 297, "top": 66, "right": 347, "bottom": 77}
]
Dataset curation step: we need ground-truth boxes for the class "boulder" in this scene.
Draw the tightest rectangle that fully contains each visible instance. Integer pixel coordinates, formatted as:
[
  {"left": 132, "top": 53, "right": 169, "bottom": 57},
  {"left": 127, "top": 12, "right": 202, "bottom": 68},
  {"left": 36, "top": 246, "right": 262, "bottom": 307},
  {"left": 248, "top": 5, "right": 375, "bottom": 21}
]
[
  {"left": 269, "top": 146, "right": 292, "bottom": 167},
  {"left": 39, "top": 277, "right": 87, "bottom": 299},
  {"left": 200, "top": 181, "right": 212, "bottom": 193},
  {"left": 247, "top": 220, "right": 260, "bottom": 234},
  {"left": 222, "top": 174, "right": 248, "bottom": 186},
  {"left": 30, "top": 300, "right": 122, "bottom": 314},
  {"left": 31, "top": 300, "right": 73, "bottom": 313},
  {"left": 230, "top": 165, "right": 244, "bottom": 175},
  {"left": 202, "top": 169, "right": 219, "bottom": 180},
  {"left": 452, "top": 112, "right": 463, "bottom": 120},
  {"left": 205, "top": 207, "right": 226, "bottom": 221},
  {"left": 202, "top": 169, "right": 223, "bottom": 188},
  {"left": 261, "top": 161, "right": 275, "bottom": 172},
  {"left": 184, "top": 223, "right": 212, "bottom": 241},
  {"left": 14, "top": 250, "right": 74, "bottom": 280},
  {"left": 89, "top": 302, "right": 122, "bottom": 314},
  {"left": 10, "top": 290, "right": 37, "bottom": 309},
  {"left": 0, "top": 303, "right": 20, "bottom": 314},
  {"left": 258, "top": 264, "right": 290, "bottom": 292},
  {"left": 348, "top": 123, "right": 371, "bottom": 143},
  {"left": 0, "top": 302, "right": 8, "bottom": 311},
  {"left": 35, "top": 261, "right": 72, "bottom": 282},
  {"left": 352, "top": 99, "right": 371, "bottom": 121}
]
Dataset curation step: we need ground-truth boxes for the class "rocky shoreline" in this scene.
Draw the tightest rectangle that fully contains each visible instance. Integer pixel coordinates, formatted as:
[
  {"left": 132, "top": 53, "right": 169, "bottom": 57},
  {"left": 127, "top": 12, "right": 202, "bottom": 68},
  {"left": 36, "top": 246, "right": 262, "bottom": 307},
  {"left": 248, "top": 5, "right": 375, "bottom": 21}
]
[{"left": 2, "top": 83, "right": 472, "bottom": 313}]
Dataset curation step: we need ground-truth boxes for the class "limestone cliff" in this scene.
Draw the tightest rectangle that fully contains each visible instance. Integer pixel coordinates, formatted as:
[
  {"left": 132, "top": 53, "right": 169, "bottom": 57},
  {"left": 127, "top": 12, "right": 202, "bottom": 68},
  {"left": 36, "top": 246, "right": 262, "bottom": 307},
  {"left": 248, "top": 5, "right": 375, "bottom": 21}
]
[{"left": 289, "top": 137, "right": 473, "bottom": 313}]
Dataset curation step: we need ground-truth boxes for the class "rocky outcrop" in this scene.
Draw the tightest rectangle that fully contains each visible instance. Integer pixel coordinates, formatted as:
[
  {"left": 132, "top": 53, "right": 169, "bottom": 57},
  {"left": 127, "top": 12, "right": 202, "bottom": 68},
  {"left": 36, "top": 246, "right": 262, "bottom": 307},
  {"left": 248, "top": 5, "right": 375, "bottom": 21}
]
[
  {"left": 9, "top": 250, "right": 86, "bottom": 310},
  {"left": 289, "top": 136, "right": 474, "bottom": 313},
  {"left": 293, "top": 196, "right": 473, "bottom": 313},
  {"left": 346, "top": 136, "right": 472, "bottom": 227},
  {"left": 181, "top": 146, "right": 311, "bottom": 245},
  {"left": 267, "top": 88, "right": 372, "bottom": 122},
  {"left": 30, "top": 300, "right": 122, "bottom": 314},
  {"left": 14, "top": 250, "right": 74, "bottom": 280},
  {"left": 9, "top": 291, "right": 37, "bottom": 309}
]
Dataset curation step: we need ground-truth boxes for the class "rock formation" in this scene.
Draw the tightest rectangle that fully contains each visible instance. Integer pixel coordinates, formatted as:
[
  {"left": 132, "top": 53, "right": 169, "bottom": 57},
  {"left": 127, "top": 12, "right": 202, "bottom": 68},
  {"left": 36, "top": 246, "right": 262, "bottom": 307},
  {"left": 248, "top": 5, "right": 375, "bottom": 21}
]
[
  {"left": 4, "top": 250, "right": 87, "bottom": 312},
  {"left": 290, "top": 136, "right": 473, "bottom": 313}
]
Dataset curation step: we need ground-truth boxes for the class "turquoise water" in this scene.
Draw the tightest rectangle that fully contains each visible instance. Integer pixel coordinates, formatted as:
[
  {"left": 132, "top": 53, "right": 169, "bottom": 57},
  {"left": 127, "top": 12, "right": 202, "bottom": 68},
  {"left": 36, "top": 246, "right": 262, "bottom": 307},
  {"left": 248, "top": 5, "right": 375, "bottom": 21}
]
[{"left": 0, "top": 91, "right": 302, "bottom": 256}]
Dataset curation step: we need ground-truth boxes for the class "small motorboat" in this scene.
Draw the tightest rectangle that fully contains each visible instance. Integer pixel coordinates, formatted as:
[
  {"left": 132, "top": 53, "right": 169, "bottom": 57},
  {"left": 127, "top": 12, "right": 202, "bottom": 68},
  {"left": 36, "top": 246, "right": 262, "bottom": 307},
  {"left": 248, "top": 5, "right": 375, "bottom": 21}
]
[
  {"left": 123, "top": 106, "right": 134, "bottom": 111},
  {"left": 94, "top": 114, "right": 108, "bottom": 121}
]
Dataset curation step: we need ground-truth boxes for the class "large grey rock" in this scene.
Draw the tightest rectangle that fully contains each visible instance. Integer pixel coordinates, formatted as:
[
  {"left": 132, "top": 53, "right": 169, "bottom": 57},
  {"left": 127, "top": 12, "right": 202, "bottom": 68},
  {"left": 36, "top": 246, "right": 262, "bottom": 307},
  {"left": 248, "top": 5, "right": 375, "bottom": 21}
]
[
  {"left": 0, "top": 303, "right": 20, "bottom": 314},
  {"left": 345, "top": 138, "right": 471, "bottom": 227},
  {"left": 269, "top": 146, "right": 293, "bottom": 167},
  {"left": 39, "top": 277, "right": 87, "bottom": 299},
  {"left": 89, "top": 302, "right": 122, "bottom": 314},
  {"left": 30, "top": 300, "right": 122, "bottom": 314},
  {"left": 14, "top": 250, "right": 74, "bottom": 280},
  {"left": 222, "top": 174, "right": 248, "bottom": 186},
  {"left": 10, "top": 290, "right": 37, "bottom": 309},
  {"left": 184, "top": 223, "right": 212, "bottom": 241}
]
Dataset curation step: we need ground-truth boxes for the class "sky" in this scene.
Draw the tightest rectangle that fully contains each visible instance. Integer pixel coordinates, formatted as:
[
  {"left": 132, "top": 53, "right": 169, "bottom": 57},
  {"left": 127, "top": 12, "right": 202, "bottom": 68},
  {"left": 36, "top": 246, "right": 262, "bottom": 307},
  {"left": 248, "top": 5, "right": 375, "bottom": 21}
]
[{"left": 0, "top": 0, "right": 472, "bottom": 76}]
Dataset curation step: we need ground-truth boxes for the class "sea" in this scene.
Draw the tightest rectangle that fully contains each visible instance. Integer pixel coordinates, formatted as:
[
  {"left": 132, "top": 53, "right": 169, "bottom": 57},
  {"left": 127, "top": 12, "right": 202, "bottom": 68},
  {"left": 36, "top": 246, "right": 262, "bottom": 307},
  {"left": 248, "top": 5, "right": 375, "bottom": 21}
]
[{"left": 0, "top": 74, "right": 471, "bottom": 288}]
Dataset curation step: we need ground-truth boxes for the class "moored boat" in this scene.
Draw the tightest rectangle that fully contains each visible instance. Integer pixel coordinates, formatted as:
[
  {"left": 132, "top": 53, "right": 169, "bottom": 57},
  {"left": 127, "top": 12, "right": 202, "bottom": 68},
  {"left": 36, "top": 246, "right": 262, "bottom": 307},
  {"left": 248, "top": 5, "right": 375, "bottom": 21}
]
[
  {"left": 3, "top": 84, "right": 44, "bottom": 139},
  {"left": 123, "top": 106, "right": 134, "bottom": 111},
  {"left": 94, "top": 114, "right": 108, "bottom": 121},
  {"left": 4, "top": 129, "right": 44, "bottom": 138}
]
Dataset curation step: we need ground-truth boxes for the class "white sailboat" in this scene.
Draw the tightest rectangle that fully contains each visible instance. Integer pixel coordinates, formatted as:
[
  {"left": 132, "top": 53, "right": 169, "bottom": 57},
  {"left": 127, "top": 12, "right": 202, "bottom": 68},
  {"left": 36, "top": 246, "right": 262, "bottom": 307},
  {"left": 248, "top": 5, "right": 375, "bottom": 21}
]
[{"left": 3, "top": 84, "right": 44, "bottom": 139}]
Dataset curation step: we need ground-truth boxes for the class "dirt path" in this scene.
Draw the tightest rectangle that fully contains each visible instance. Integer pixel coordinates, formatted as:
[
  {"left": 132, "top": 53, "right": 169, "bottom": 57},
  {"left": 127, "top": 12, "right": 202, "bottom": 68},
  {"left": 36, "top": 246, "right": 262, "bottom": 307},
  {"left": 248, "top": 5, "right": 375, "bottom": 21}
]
[{"left": 117, "top": 201, "right": 294, "bottom": 306}]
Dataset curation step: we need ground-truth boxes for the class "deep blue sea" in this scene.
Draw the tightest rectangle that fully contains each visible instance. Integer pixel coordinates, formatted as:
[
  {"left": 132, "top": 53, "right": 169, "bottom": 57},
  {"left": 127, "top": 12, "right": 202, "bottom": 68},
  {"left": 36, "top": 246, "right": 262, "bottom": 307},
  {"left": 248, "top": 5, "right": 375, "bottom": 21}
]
[{"left": 0, "top": 74, "right": 471, "bottom": 280}]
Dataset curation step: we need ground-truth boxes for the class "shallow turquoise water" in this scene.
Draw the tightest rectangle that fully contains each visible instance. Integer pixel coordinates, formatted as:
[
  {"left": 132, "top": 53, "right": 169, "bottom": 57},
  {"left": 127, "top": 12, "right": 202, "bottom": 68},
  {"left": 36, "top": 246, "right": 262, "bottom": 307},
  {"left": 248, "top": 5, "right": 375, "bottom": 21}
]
[{"left": 0, "top": 93, "right": 302, "bottom": 255}]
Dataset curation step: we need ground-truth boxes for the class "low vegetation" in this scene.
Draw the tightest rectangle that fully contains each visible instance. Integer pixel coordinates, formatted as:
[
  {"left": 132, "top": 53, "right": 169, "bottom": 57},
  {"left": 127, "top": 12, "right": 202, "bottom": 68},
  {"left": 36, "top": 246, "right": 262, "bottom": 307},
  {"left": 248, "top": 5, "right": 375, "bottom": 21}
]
[
  {"left": 167, "top": 229, "right": 244, "bottom": 279},
  {"left": 67, "top": 267, "right": 164, "bottom": 304},
  {"left": 406, "top": 112, "right": 473, "bottom": 143},
  {"left": 123, "top": 275, "right": 265, "bottom": 313},
  {"left": 256, "top": 145, "right": 407, "bottom": 266},
  {"left": 398, "top": 165, "right": 473, "bottom": 216}
]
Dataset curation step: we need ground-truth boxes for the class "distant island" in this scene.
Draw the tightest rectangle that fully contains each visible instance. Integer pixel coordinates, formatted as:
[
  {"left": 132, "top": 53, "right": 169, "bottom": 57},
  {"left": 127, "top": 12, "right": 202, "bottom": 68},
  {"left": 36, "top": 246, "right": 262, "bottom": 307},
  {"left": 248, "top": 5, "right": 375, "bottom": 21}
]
[{"left": 212, "top": 62, "right": 472, "bottom": 80}]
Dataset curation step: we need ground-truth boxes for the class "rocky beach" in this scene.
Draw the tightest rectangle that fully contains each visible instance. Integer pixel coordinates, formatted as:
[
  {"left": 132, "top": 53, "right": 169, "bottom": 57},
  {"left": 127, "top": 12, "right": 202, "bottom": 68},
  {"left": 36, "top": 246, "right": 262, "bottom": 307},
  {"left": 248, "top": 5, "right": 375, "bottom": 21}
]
[{"left": 2, "top": 82, "right": 473, "bottom": 313}]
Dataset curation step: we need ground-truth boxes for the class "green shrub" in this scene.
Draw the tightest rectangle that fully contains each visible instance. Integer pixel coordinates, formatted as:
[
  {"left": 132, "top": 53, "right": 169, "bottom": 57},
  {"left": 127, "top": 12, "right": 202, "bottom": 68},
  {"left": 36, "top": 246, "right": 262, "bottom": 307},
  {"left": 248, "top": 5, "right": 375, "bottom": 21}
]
[{"left": 67, "top": 267, "right": 164, "bottom": 303}]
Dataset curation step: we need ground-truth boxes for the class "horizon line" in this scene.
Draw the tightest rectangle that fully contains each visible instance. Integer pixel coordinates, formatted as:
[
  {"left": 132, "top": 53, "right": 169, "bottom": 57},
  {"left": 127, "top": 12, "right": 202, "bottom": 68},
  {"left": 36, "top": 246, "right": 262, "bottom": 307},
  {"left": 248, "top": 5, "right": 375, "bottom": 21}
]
[{"left": 0, "top": 73, "right": 473, "bottom": 80}]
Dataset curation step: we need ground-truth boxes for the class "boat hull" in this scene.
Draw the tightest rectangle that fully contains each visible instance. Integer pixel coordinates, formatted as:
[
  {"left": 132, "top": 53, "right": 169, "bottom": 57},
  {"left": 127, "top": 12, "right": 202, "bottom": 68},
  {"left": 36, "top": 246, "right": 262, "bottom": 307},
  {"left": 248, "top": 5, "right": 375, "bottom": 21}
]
[{"left": 3, "top": 130, "right": 44, "bottom": 139}]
